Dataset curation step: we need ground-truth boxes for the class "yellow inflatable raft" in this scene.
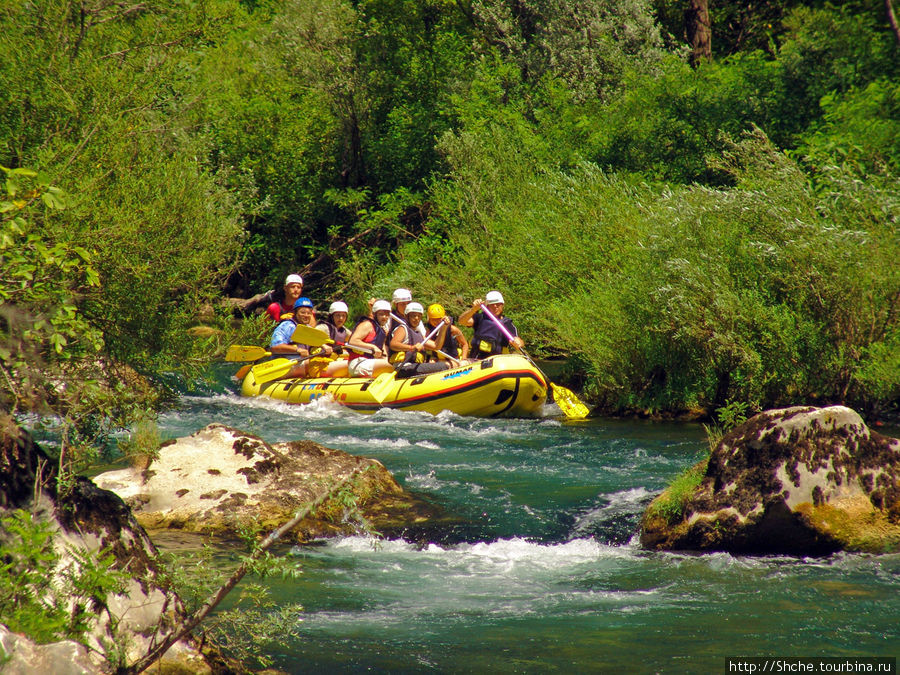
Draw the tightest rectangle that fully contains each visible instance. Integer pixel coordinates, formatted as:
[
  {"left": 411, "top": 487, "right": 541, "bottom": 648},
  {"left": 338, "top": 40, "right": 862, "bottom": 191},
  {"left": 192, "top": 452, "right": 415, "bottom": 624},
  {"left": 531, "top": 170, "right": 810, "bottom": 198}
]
[{"left": 240, "top": 354, "right": 549, "bottom": 417}]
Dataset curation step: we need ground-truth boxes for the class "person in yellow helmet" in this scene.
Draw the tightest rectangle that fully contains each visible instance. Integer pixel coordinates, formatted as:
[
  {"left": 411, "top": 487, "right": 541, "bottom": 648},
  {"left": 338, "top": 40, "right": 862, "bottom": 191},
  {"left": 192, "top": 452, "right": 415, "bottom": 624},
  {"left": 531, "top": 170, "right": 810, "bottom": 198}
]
[{"left": 426, "top": 304, "right": 469, "bottom": 362}]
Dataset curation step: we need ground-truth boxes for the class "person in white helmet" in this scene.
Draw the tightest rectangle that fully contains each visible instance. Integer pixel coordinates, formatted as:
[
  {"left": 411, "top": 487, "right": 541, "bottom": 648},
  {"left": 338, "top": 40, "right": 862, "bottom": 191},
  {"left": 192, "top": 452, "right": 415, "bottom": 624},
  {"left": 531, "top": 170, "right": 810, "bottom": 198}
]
[
  {"left": 316, "top": 301, "right": 352, "bottom": 377},
  {"left": 265, "top": 273, "right": 312, "bottom": 323},
  {"left": 391, "top": 288, "right": 412, "bottom": 316},
  {"left": 387, "top": 287, "right": 428, "bottom": 337},
  {"left": 347, "top": 300, "right": 394, "bottom": 377},
  {"left": 458, "top": 290, "right": 524, "bottom": 359},
  {"left": 389, "top": 302, "right": 443, "bottom": 365},
  {"left": 316, "top": 301, "right": 351, "bottom": 344}
]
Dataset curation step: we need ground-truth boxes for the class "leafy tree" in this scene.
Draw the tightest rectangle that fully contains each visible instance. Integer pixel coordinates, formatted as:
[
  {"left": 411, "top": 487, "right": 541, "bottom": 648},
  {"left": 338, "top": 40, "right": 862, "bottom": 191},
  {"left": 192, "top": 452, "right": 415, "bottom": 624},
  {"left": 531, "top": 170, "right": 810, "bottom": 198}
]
[{"left": 0, "top": 0, "right": 246, "bottom": 472}]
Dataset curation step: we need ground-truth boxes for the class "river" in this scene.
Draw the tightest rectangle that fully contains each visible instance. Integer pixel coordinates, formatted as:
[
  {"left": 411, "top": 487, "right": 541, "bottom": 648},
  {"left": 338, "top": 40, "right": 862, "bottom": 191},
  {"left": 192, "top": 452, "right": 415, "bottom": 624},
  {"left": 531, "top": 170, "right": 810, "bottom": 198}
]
[{"left": 150, "top": 368, "right": 899, "bottom": 672}]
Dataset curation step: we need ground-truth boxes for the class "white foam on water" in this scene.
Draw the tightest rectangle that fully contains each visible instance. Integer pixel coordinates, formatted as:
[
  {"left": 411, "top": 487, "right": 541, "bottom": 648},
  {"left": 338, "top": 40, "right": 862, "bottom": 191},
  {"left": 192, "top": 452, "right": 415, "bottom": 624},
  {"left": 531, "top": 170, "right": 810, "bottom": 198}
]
[
  {"left": 291, "top": 535, "right": 652, "bottom": 636},
  {"left": 405, "top": 469, "right": 444, "bottom": 490},
  {"left": 571, "top": 487, "right": 655, "bottom": 535},
  {"left": 323, "top": 534, "right": 631, "bottom": 571},
  {"left": 299, "top": 433, "right": 414, "bottom": 450}
]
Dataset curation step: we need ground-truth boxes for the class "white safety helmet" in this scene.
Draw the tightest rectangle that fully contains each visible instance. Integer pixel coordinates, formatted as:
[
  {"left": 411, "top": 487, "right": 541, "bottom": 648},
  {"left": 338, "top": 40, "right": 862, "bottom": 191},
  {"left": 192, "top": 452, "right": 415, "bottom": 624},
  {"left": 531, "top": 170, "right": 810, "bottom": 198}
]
[
  {"left": 372, "top": 300, "right": 391, "bottom": 313},
  {"left": 328, "top": 301, "right": 349, "bottom": 314},
  {"left": 485, "top": 290, "right": 505, "bottom": 305},
  {"left": 406, "top": 302, "right": 424, "bottom": 315},
  {"left": 392, "top": 288, "right": 412, "bottom": 303},
  {"left": 284, "top": 274, "right": 303, "bottom": 286}
]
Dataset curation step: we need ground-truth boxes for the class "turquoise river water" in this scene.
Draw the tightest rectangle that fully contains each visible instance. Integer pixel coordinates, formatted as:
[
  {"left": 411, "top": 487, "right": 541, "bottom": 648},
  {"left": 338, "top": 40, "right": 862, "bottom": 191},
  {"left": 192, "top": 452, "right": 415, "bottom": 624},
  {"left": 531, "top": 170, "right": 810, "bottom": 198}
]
[{"left": 147, "top": 369, "right": 899, "bottom": 673}]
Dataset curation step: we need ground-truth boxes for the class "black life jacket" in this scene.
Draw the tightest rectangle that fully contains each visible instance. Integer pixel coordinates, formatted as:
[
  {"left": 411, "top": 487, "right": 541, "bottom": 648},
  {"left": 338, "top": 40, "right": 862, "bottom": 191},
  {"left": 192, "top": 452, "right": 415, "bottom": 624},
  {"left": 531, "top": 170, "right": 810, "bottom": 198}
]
[
  {"left": 425, "top": 323, "right": 459, "bottom": 361},
  {"left": 317, "top": 320, "right": 350, "bottom": 345},
  {"left": 350, "top": 316, "right": 387, "bottom": 353},
  {"left": 440, "top": 327, "right": 460, "bottom": 360},
  {"left": 470, "top": 311, "right": 517, "bottom": 359},
  {"left": 391, "top": 322, "right": 425, "bottom": 364}
]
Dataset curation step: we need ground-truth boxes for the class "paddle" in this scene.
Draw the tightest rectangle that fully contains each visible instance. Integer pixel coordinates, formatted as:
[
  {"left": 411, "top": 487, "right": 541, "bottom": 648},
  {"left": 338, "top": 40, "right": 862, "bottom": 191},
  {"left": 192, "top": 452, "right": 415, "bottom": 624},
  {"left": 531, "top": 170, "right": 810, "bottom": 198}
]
[
  {"left": 366, "top": 371, "right": 397, "bottom": 404},
  {"left": 226, "top": 345, "right": 271, "bottom": 379},
  {"left": 248, "top": 344, "right": 342, "bottom": 385},
  {"left": 390, "top": 313, "right": 459, "bottom": 365},
  {"left": 479, "top": 305, "right": 590, "bottom": 419},
  {"left": 290, "top": 323, "right": 335, "bottom": 347},
  {"left": 225, "top": 345, "right": 270, "bottom": 362}
]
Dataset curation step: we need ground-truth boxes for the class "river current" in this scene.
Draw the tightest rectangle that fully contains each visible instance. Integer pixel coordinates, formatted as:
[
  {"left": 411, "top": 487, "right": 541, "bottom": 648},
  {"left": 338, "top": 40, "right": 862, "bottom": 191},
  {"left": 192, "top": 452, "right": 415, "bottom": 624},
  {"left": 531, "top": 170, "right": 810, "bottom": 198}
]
[{"left": 149, "top": 368, "right": 899, "bottom": 673}]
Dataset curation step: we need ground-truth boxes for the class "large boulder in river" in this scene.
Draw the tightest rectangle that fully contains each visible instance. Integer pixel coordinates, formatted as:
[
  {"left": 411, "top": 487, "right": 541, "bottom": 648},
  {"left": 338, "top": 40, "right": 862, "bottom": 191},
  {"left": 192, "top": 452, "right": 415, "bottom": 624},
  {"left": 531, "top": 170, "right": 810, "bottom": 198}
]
[
  {"left": 94, "top": 423, "right": 441, "bottom": 542},
  {"left": 0, "top": 416, "right": 219, "bottom": 673},
  {"left": 641, "top": 406, "right": 900, "bottom": 554}
]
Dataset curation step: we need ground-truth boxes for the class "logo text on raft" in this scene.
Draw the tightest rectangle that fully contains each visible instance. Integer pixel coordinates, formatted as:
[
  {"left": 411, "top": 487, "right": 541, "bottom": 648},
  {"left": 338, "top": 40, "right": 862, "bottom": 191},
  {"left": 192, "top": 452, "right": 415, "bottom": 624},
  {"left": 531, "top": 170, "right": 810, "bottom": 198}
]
[{"left": 442, "top": 367, "right": 473, "bottom": 380}]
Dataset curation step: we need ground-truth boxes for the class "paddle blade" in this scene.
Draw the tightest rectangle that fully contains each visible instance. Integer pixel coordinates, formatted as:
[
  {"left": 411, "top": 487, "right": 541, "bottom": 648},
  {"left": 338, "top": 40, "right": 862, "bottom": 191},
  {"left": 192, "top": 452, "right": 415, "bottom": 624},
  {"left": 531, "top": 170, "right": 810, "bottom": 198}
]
[
  {"left": 290, "top": 324, "right": 333, "bottom": 347},
  {"left": 225, "top": 345, "right": 270, "bottom": 362},
  {"left": 550, "top": 383, "right": 590, "bottom": 419},
  {"left": 366, "top": 372, "right": 396, "bottom": 404},
  {"left": 234, "top": 364, "right": 252, "bottom": 380},
  {"left": 249, "top": 358, "right": 296, "bottom": 384}
]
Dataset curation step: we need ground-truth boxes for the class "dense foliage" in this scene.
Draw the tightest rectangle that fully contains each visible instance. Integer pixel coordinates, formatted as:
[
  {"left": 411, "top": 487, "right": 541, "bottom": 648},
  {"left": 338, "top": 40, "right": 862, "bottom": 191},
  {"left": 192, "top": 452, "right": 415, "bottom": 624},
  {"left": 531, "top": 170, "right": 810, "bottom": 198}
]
[{"left": 2, "top": 0, "right": 898, "bottom": 449}]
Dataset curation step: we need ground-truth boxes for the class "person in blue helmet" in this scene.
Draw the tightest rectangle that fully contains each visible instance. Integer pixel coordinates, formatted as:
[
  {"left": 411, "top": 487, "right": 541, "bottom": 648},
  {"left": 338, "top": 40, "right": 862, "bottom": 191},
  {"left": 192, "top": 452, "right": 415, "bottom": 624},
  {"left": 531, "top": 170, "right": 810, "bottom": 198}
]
[{"left": 269, "top": 297, "right": 332, "bottom": 377}]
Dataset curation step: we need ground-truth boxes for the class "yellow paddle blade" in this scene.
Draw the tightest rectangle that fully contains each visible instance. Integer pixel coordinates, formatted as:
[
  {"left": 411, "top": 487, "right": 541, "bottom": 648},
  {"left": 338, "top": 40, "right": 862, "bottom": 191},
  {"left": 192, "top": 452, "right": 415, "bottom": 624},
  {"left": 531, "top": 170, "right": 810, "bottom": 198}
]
[
  {"left": 290, "top": 324, "right": 333, "bottom": 347},
  {"left": 550, "top": 383, "right": 590, "bottom": 419},
  {"left": 366, "top": 372, "right": 396, "bottom": 404},
  {"left": 249, "top": 358, "right": 296, "bottom": 384},
  {"left": 225, "top": 345, "right": 270, "bottom": 362}
]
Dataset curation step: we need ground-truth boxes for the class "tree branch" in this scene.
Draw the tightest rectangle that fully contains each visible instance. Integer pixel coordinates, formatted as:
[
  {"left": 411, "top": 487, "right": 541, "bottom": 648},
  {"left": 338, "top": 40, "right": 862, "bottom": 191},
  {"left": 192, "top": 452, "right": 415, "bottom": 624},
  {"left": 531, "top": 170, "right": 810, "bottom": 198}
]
[
  {"left": 886, "top": 0, "right": 900, "bottom": 46},
  {"left": 122, "top": 467, "right": 370, "bottom": 674}
]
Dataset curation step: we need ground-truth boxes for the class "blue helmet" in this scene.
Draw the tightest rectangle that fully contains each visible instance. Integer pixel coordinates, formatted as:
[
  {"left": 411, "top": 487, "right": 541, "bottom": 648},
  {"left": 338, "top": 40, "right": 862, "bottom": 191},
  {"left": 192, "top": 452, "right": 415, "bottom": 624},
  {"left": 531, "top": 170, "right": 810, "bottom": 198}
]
[{"left": 293, "top": 296, "right": 314, "bottom": 310}]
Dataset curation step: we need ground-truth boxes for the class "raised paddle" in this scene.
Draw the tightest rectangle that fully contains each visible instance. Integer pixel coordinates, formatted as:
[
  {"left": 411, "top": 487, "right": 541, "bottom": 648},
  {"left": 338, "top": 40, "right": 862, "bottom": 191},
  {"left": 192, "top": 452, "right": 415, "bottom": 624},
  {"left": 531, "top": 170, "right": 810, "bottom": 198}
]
[
  {"left": 479, "top": 304, "right": 590, "bottom": 419},
  {"left": 226, "top": 345, "right": 272, "bottom": 379}
]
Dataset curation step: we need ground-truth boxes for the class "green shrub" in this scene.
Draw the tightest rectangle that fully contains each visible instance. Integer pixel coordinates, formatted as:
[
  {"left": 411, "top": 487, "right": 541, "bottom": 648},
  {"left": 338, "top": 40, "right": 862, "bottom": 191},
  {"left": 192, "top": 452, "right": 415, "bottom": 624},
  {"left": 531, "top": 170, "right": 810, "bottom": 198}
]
[
  {"left": 0, "top": 509, "right": 129, "bottom": 645},
  {"left": 645, "top": 459, "right": 708, "bottom": 524}
]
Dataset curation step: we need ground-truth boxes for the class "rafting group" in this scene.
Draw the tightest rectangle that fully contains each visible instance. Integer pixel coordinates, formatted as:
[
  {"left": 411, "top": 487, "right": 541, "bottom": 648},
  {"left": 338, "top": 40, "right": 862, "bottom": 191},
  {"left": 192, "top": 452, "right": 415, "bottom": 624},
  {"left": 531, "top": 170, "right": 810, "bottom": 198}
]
[
  {"left": 262, "top": 273, "right": 525, "bottom": 381},
  {"left": 228, "top": 274, "right": 589, "bottom": 418}
]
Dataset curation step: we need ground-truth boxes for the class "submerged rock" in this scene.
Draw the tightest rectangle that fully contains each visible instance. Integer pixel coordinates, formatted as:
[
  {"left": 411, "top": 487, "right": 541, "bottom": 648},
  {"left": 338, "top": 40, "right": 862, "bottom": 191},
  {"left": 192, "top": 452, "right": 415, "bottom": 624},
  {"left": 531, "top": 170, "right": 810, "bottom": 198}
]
[
  {"left": 641, "top": 405, "right": 900, "bottom": 555},
  {"left": 94, "top": 423, "right": 442, "bottom": 541}
]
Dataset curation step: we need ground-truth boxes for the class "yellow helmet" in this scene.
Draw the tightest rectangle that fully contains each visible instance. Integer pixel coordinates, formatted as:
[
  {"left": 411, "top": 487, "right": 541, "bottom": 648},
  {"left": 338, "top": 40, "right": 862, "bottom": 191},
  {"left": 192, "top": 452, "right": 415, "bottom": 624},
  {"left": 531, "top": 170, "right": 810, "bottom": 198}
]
[{"left": 427, "top": 303, "right": 446, "bottom": 319}]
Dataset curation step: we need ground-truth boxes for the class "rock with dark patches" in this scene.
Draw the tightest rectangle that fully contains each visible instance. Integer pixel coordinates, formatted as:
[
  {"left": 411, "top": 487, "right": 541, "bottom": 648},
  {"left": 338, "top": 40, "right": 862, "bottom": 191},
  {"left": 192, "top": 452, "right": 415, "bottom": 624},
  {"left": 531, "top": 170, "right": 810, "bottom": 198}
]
[
  {"left": 641, "top": 406, "right": 900, "bottom": 555},
  {"left": 94, "top": 423, "right": 446, "bottom": 542},
  {"left": 0, "top": 417, "right": 217, "bottom": 672}
]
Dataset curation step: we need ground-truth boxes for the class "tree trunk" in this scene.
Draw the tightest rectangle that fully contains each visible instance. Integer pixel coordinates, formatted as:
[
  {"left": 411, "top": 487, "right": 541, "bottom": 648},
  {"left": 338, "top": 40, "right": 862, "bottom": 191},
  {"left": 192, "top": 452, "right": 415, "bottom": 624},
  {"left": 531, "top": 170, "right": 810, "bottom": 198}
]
[
  {"left": 887, "top": 0, "right": 900, "bottom": 46},
  {"left": 685, "top": 0, "right": 712, "bottom": 67}
]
